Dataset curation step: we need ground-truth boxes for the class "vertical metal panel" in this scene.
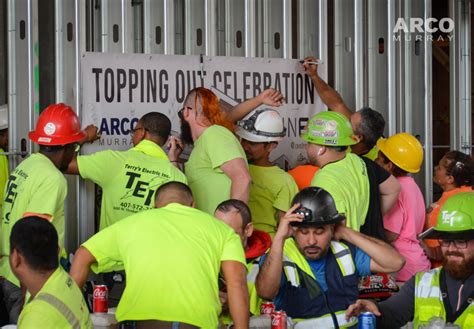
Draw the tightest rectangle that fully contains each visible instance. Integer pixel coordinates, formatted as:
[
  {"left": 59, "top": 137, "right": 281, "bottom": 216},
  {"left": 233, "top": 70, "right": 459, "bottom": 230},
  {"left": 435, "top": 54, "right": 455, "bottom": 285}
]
[
  {"left": 245, "top": 0, "right": 256, "bottom": 57},
  {"left": 224, "top": 0, "right": 245, "bottom": 56},
  {"left": 205, "top": 0, "right": 217, "bottom": 55},
  {"left": 367, "top": 0, "right": 388, "bottom": 126},
  {"left": 163, "top": 0, "right": 175, "bottom": 54},
  {"left": 216, "top": 0, "right": 225, "bottom": 56},
  {"left": 7, "top": 0, "right": 38, "bottom": 171},
  {"left": 282, "top": 0, "right": 292, "bottom": 58},
  {"left": 143, "top": 0, "right": 165, "bottom": 54},
  {"left": 55, "top": 0, "right": 82, "bottom": 250},
  {"left": 101, "top": 0, "right": 133, "bottom": 53},
  {"left": 387, "top": 0, "right": 397, "bottom": 136},
  {"left": 449, "top": 0, "right": 458, "bottom": 151},
  {"left": 184, "top": 0, "right": 205, "bottom": 55},
  {"left": 333, "top": 0, "right": 356, "bottom": 111},
  {"left": 133, "top": 0, "right": 143, "bottom": 53},
  {"left": 296, "top": 0, "right": 327, "bottom": 79},
  {"left": 174, "top": 0, "right": 184, "bottom": 54},
  {"left": 262, "top": 0, "right": 284, "bottom": 58},
  {"left": 423, "top": 0, "right": 433, "bottom": 205},
  {"left": 55, "top": 0, "right": 76, "bottom": 105},
  {"left": 450, "top": 0, "right": 471, "bottom": 154},
  {"left": 297, "top": 0, "right": 321, "bottom": 59},
  {"left": 86, "top": 0, "right": 102, "bottom": 52},
  {"left": 0, "top": 0, "right": 7, "bottom": 104},
  {"left": 318, "top": 0, "right": 328, "bottom": 65},
  {"left": 354, "top": 0, "right": 366, "bottom": 110},
  {"left": 451, "top": 0, "right": 472, "bottom": 154}
]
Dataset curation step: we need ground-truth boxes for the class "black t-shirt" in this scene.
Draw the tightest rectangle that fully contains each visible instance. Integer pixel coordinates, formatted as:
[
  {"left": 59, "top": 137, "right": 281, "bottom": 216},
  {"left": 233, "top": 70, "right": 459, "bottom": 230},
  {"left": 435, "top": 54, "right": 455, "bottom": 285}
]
[{"left": 359, "top": 156, "right": 390, "bottom": 241}]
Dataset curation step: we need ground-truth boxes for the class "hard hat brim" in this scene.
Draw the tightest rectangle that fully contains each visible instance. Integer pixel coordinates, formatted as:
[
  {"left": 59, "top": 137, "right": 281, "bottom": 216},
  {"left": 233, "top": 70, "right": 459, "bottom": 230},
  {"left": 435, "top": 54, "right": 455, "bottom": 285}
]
[
  {"left": 424, "top": 228, "right": 474, "bottom": 240},
  {"left": 28, "top": 130, "right": 87, "bottom": 146},
  {"left": 301, "top": 132, "right": 358, "bottom": 146},
  {"left": 235, "top": 126, "right": 284, "bottom": 143},
  {"left": 290, "top": 213, "right": 346, "bottom": 227}
]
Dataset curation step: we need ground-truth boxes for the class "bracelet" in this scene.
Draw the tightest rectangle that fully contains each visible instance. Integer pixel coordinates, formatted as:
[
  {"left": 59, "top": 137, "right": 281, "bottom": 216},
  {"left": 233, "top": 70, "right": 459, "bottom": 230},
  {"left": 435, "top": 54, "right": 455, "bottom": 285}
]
[{"left": 170, "top": 160, "right": 179, "bottom": 163}]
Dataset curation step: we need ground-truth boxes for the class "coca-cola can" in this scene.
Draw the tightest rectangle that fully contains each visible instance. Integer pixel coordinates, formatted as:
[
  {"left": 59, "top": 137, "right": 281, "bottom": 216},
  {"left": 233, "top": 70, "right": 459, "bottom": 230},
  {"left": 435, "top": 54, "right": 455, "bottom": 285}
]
[
  {"left": 260, "top": 301, "right": 275, "bottom": 315},
  {"left": 271, "top": 310, "right": 287, "bottom": 329},
  {"left": 93, "top": 285, "right": 108, "bottom": 313}
]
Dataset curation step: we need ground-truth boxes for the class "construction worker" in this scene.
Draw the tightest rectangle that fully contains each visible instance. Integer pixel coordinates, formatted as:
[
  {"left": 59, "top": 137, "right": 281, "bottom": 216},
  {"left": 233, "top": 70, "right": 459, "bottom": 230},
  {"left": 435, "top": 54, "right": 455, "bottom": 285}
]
[
  {"left": 0, "top": 103, "right": 96, "bottom": 323},
  {"left": 425, "top": 150, "right": 474, "bottom": 267},
  {"left": 346, "top": 192, "right": 474, "bottom": 328},
  {"left": 302, "top": 111, "right": 399, "bottom": 232},
  {"left": 11, "top": 216, "right": 92, "bottom": 328},
  {"left": 70, "top": 182, "right": 249, "bottom": 329},
  {"left": 235, "top": 109, "right": 299, "bottom": 236},
  {"left": 214, "top": 199, "right": 272, "bottom": 323},
  {"left": 177, "top": 87, "right": 251, "bottom": 214},
  {"left": 0, "top": 104, "right": 8, "bottom": 213},
  {"left": 67, "top": 112, "right": 187, "bottom": 230},
  {"left": 301, "top": 57, "right": 385, "bottom": 161},
  {"left": 376, "top": 133, "right": 430, "bottom": 282},
  {"left": 255, "top": 187, "right": 404, "bottom": 328}
]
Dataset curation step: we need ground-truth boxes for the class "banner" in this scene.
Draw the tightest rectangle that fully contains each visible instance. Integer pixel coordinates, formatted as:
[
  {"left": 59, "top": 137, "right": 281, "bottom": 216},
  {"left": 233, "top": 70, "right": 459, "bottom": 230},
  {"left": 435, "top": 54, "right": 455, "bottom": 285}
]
[{"left": 81, "top": 52, "right": 326, "bottom": 168}]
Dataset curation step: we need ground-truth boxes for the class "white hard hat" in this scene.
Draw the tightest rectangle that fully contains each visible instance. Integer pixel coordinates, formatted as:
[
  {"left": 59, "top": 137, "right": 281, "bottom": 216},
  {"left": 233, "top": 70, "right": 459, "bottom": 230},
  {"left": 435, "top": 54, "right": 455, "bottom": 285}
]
[
  {"left": 0, "top": 104, "right": 8, "bottom": 130},
  {"left": 235, "top": 109, "right": 286, "bottom": 142}
]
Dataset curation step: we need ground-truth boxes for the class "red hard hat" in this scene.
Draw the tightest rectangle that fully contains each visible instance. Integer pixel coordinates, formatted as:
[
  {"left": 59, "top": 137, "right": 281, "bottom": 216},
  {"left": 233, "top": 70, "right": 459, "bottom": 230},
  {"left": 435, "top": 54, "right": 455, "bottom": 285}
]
[{"left": 28, "top": 103, "right": 86, "bottom": 145}]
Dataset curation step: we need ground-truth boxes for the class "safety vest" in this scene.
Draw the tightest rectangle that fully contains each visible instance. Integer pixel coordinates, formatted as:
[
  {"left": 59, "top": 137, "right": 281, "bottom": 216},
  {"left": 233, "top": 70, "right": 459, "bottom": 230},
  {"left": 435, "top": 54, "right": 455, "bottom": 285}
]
[
  {"left": 279, "top": 239, "right": 358, "bottom": 328},
  {"left": 414, "top": 268, "right": 474, "bottom": 328}
]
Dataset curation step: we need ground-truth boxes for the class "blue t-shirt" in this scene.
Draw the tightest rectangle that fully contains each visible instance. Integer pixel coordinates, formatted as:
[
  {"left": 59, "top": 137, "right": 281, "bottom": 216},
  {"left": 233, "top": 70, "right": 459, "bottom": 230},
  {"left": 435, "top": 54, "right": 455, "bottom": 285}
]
[{"left": 259, "top": 242, "right": 371, "bottom": 303}]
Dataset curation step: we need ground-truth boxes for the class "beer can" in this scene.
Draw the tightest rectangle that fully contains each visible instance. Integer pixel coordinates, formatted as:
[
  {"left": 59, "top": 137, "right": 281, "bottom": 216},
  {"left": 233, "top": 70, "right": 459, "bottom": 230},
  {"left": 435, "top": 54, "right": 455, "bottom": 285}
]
[
  {"left": 93, "top": 285, "right": 108, "bottom": 313},
  {"left": 271, "top": 310, "right": 287, "bottom": 329},
  {"left": 358, "top": 312, "right": 376, "bottom": 329},
  {"left": 260, "top": 302, "right": 275, "bottom": 315}
]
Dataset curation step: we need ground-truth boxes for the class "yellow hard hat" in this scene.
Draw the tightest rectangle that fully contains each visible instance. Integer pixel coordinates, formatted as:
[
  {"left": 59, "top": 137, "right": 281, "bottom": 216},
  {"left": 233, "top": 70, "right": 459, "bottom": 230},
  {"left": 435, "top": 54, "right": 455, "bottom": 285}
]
[{"left": 376, "top": 133, "right": 424, "bottom": 173}]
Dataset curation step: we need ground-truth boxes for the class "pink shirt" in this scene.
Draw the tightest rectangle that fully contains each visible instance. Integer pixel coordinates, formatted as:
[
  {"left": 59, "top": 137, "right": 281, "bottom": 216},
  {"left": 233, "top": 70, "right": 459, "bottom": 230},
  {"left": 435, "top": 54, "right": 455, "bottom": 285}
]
[{"left": 383, "top": 176, "right": 430, "bottom": 281}]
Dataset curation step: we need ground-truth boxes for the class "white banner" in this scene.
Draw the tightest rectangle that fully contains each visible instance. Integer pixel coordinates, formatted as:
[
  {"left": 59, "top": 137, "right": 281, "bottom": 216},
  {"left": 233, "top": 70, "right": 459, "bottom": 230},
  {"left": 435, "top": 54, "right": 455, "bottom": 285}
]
[{"left": 81, "top": 52, "right": 326, "bottom": 168}]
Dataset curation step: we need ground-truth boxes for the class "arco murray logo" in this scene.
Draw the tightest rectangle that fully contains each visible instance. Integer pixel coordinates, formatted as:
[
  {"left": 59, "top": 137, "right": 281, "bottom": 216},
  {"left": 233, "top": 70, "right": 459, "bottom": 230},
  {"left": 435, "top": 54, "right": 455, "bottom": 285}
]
[{"left": 392, "top": 17, "right": 454, "bottom": 42}]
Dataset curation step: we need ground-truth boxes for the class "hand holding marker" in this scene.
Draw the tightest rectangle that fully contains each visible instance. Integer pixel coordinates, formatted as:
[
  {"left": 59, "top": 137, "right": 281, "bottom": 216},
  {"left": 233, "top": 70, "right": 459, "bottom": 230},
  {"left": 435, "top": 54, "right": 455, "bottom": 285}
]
[{"left": 300, "top": 59, "right": 323, "bottom": 65}]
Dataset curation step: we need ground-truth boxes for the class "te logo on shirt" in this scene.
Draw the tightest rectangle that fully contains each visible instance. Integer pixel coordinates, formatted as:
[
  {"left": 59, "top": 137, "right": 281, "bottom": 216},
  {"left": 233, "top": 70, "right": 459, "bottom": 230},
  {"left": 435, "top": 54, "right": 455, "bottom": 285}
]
[
  {"left": 123, "top": 171, "right": 155, "bottom": 206},
  {"left": 3, "top": 175, "right": 19, "bottom": 224}
]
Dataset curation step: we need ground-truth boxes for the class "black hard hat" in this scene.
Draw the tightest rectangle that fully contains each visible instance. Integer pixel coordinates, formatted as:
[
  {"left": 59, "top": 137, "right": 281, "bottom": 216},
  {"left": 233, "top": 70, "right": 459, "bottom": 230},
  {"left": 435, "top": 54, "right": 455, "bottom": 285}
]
[{"left": 290, "top": 187, "right": 345, "bottom": 226}]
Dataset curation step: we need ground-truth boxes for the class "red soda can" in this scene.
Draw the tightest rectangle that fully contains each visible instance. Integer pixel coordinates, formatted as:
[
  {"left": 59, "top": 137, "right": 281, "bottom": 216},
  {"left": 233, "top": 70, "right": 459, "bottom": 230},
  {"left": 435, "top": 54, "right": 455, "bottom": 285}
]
[
  {"left": 260, "top": 301, "right": 275, "bottom": 315},
  {"left": 93, "top": 285, "right": 108, "bottom": 313},
  {"left": 271, "top": 310, "right": 287, "bottom": 329}
]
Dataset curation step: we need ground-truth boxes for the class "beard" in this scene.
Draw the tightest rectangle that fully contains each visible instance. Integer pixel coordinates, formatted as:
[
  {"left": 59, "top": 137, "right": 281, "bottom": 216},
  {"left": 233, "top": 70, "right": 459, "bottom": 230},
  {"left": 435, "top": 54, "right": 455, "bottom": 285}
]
[
  {"left": 180, "top": 119, "right": 194, "bottom": 145},
  {"left": 298, "top": 243, "right": 329, "bottom": 261},
  {"left": 443, "top": 251, "right": 474, "bottom": 280}
]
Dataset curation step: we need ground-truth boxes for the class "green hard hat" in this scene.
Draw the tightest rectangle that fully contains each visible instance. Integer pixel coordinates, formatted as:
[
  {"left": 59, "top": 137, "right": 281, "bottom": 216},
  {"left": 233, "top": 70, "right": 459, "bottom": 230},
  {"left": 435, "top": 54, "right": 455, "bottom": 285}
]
[
  {"left": 301, "top": 111, "right": 358, "bottom": 146},
  {"left": 426, "top": 192, "right": 474, "bottom": 240}
]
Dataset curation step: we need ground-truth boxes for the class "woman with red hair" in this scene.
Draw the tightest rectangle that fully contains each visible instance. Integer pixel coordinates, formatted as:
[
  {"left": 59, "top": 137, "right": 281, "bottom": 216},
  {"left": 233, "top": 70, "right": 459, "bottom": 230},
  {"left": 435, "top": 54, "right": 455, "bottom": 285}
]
[{"left": 176, "top": 87, "right": 251, "bottom": 214}]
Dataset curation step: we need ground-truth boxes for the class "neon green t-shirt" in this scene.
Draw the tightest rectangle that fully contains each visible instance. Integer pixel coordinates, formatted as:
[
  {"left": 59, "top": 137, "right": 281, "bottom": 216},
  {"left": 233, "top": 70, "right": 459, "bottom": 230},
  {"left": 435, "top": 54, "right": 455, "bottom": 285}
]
[
  {"left": 185, "top": 125, "right": 247, "bottom": 214},
  {"left": 311, "top": 153, "right": 369, "bottom": 231},
  {"left": 78, "top": 140, "right": 187, "bottom": 230},
  {"left": 248, "top": 165, "right": 299, "bottom": 236},
  {"left": 83, "top": 203, "right": 246, "bottom": 328},
  {"left": 363, "top": 146, "right": 379, "bottom": 161},
  {"left": 0, "top": 153, "right": 67, "bottom": 286},
  {"left": 18, "top": 267, "right": 93, "bottom": 329},
  {"left": 0, "top": 148, "right": 8, "bottom": 212}
]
